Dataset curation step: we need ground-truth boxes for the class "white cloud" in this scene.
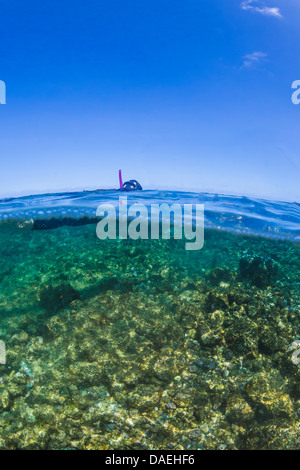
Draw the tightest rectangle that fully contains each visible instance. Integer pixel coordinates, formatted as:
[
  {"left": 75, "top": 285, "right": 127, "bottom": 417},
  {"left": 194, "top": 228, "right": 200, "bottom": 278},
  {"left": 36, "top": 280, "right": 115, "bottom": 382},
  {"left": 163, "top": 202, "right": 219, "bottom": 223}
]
[
  {"left": 241, "top": 0, "right": 282, "bottom": 18},
  {"left": 242, "top": 51, "right": 268, "bottom": 68}
]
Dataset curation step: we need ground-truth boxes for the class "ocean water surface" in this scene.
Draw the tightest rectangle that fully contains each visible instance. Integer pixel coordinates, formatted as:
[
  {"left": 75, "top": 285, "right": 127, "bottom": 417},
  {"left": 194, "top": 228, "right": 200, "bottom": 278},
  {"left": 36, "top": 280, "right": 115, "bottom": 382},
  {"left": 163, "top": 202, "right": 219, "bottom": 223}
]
[{"left": 0, "top": 190, "right": 299, "bottom": 450}]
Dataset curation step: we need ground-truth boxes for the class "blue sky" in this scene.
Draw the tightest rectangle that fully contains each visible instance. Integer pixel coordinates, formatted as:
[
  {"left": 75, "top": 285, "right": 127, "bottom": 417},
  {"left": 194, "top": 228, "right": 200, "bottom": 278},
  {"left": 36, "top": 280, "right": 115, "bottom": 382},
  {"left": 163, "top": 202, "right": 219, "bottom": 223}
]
[{"left": 0, "top": 0, "right": 299, "bottom": 201}]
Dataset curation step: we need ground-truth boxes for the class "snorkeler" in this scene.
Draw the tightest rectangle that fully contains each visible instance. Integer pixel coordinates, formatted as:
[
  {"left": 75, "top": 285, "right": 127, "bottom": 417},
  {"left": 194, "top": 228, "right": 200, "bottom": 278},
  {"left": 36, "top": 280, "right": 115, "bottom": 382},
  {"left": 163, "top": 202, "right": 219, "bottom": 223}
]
[{"left": 119, "top": 169, "right": 143, "bottom": 191}]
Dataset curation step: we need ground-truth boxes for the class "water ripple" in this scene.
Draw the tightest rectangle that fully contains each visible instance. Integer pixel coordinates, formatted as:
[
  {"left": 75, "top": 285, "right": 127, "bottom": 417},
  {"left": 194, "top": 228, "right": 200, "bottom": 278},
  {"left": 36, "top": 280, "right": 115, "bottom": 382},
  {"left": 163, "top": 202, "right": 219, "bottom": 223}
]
[{"left": 0, "top": 190, "right": 299, "bottom": 242}]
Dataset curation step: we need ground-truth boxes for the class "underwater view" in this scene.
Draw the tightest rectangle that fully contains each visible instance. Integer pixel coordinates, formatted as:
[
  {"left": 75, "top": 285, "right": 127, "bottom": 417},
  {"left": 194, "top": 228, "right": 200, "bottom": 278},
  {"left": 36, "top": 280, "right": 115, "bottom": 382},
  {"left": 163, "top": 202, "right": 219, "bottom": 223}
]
[{"left": 0, "top": 190, "right": 299, "bottom": 450}]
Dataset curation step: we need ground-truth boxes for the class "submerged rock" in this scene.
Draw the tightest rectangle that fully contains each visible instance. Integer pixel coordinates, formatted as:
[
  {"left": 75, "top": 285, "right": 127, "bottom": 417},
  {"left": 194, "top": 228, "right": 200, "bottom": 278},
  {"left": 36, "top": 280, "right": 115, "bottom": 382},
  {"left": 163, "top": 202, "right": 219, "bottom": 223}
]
[
  {"left": 40, "top": 283, "right": 79, "bottom": 314},
  {"left": 206, "top": 267, "right": 234, "bottom": 286},
  {"left": 239, "top": 255, "right": 278, "bottom": 288}
]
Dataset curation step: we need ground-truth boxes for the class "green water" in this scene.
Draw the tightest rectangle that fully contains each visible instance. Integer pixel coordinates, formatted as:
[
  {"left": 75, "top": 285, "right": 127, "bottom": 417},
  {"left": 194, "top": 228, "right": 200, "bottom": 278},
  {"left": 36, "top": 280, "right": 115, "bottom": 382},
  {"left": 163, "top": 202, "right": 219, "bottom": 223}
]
[{"left": 0, "top": 222, "right": 299, "bottom": 449}]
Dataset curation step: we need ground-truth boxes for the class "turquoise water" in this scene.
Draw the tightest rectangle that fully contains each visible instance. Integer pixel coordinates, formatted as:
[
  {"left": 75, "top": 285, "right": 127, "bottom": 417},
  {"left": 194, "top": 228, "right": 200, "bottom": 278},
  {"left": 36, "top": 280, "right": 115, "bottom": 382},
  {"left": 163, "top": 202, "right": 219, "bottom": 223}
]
[{"left": 0, "top": 190, "right": 299, "bottom": 450}]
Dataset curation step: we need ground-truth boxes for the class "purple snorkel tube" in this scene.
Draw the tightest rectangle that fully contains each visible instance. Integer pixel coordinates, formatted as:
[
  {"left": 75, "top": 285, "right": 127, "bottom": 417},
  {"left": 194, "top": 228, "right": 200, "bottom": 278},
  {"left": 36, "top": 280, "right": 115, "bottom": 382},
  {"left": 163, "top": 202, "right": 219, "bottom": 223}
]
[{"left": 119, "top": 169, "right": 123, "bottom": 189}]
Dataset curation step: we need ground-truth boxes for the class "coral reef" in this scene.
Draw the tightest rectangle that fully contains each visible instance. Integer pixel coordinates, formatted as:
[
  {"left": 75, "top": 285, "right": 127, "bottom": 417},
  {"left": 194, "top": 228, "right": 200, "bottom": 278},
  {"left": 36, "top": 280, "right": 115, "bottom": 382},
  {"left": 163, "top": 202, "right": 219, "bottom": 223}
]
[{"left": 0, "top": 224, "right": 299, "bottom": 450}]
